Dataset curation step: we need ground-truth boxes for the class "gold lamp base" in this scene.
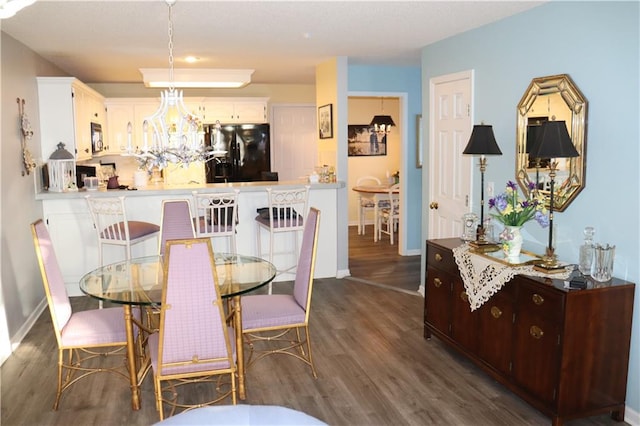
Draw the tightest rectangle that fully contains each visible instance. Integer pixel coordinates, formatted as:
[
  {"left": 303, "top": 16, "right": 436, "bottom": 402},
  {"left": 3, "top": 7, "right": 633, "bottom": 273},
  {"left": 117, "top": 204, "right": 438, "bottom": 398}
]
[{"left": 533, "top": 248, "right": 567, "bottom": 274}]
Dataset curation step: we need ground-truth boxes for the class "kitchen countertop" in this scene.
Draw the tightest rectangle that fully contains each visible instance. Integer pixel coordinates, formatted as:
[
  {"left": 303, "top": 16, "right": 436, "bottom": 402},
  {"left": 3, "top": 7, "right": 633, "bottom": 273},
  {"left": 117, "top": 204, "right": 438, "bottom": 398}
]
[{"left": 35, "top": 180, "right": 344, "bottom": 200}]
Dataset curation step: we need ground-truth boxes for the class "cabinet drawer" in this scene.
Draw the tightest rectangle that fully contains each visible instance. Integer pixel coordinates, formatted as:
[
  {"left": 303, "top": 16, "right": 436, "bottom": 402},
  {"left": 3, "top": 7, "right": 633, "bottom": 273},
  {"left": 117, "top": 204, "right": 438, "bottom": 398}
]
[
  {"left": 518, "top": 279, "right": 564, "bottom": 323},
  {"left": 427, "top": 243, "right": 458, "bottom": 275}
]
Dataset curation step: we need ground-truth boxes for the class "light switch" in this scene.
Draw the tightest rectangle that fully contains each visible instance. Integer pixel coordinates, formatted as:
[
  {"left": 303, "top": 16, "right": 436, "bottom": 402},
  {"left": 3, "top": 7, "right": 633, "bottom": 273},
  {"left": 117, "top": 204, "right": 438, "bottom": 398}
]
[{"left": 487, "top": 182, "right": 494, "bottom": 197}]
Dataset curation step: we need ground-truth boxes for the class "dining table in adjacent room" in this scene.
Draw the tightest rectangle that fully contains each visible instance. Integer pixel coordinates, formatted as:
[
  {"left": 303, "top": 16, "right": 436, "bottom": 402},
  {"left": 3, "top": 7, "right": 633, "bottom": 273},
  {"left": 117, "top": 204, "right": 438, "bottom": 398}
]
[
  {"left": 351, "top": 183, "right": 399, "bottom": 241},
  {"left": 79, "top": 252, "right": 277, "bottom": 410}
]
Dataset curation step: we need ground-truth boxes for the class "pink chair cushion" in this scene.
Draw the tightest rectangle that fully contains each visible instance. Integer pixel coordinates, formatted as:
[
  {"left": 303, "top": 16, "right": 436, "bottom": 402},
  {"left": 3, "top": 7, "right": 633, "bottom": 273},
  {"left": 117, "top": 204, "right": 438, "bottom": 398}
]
[
  {"left": 60, "top": 307, "right": 128, "bottom": 347},
  {"left": 241, "top": 295, "right": 306, "bottom": 330}
]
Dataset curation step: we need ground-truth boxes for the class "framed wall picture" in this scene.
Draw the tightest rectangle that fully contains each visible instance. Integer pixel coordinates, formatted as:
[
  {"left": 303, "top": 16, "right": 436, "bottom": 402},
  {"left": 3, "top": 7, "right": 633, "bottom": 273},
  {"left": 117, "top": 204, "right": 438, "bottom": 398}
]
[
  {"left": 318, "top": 104, "right": 333, "bottom": 139},
  {"left": 347, "top": 124, "right": 387, "bottom": 156}
]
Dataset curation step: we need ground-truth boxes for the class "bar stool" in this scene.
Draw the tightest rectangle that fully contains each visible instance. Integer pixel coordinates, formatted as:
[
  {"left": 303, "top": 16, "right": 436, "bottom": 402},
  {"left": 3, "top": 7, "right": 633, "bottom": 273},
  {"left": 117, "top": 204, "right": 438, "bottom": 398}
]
[
  {"left": 192, "top": 190, "right": 240, "bottom": 254},
  {"left": 85, "top": 195, "right": 160, "bottom": 307},
  {"left": 255, "top": 186, "right": 309, "bottom": 294}
]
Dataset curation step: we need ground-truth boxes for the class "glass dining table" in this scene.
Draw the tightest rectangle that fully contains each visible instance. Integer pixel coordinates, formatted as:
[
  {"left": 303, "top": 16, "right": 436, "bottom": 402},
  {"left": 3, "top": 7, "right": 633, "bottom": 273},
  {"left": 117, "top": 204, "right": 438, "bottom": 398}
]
[{"left": 79, "top": 253, "right": 276, "bottom": 410}]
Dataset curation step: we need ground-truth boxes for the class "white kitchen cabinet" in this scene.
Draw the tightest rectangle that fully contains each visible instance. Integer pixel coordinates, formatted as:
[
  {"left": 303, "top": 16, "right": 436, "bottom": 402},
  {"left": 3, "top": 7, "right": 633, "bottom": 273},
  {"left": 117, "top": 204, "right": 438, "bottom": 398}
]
[
  {"left": 37, "top": 77, "right": 105, "bottom": 161},
  {"left": 199, "top": 99, "right": 268, "bottom": 123},
  {"left": 105, "top": 97, "right": 269, "bottom": 151},
  {"left": 105, "top": 98, "right": 159, "bottom": 154}
]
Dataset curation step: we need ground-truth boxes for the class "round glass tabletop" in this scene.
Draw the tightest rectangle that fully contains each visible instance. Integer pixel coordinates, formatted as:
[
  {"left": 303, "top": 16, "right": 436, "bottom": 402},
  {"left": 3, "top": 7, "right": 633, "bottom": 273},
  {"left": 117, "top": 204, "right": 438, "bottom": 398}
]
[{"left": 79, "top": 253, "right": 276, "bottom": 306}]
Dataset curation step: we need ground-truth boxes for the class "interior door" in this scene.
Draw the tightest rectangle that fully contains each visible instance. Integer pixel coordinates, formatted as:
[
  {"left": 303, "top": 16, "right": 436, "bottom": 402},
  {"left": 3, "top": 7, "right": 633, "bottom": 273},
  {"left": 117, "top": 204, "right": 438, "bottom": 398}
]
[
  {"left": 428, "top": 71, "right": 473, "bottom": 239},
  {"left": 271, "top": 105, "right": 317, "bottom": 181}
]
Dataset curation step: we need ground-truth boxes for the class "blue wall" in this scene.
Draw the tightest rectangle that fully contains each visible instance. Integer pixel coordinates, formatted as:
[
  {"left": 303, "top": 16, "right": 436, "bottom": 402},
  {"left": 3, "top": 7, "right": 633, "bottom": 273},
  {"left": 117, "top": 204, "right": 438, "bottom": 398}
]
[
  {"left": 422, "top": 1, "right": 639, "bottom": 417},
  {"left": 348, "top": 65, "right": 422, "bottom": 251}
]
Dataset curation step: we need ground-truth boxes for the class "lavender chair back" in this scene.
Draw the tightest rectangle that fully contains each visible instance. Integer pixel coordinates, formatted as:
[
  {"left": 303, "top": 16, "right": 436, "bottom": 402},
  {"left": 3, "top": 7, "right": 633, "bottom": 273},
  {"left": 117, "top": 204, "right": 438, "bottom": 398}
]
[
  {"left": 31, "top": 219, "right": 72, "bottom": 342},
  {"left": 159, "top": 200, "right": 195, "bottom": 255},
  {"left": 157, "top": 238, "right": 235, "bottom": 376},
  {"left": 293, "top": 207, "right": 321, "bottom": 315}
]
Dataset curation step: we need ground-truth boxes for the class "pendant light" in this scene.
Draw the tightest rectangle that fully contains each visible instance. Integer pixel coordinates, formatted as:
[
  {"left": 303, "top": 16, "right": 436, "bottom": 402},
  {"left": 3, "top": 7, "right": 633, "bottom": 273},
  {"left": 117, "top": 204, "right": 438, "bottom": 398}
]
[
  {"left": 370, "top": 97, "right": 396, "bottom": 134},
  {"left": 124, "top": 0, "right": 211, "bottom": 171}
]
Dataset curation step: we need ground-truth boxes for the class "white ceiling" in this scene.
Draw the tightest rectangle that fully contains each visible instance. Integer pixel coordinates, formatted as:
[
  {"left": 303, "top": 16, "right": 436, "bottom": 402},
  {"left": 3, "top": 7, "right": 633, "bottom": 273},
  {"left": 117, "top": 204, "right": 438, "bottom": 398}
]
[{"left": 1, "top": 0, "right": 544, "bottom": 85}]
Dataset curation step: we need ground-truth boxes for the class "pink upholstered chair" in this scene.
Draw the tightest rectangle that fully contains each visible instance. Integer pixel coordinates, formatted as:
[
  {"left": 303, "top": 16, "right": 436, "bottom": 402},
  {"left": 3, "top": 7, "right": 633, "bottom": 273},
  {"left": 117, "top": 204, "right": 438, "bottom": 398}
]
[
  {"left": 147, "top": 238, "right": 237, "bottom": 420},
  {"left": 242, "top": 207, "right": 321, "bottom": 378},
  {"left": 31, "top": 219, "right": 130, "bottom": 410},
  {"left": 158, "top": 199, "right": 195, "bottom": 255}
]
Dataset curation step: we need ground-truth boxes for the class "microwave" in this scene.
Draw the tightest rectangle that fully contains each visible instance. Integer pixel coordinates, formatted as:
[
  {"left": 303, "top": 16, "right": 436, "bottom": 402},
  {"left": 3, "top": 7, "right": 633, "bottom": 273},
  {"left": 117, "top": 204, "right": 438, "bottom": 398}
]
[{"left": 90, "top": 122, "right": 104, "bottom": 154}]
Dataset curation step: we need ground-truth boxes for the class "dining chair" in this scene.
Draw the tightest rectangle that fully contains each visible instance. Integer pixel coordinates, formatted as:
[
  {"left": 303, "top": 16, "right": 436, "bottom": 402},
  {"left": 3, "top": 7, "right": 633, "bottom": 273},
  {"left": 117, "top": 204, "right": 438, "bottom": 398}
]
[
  {"left": 30, "top": 219, "right": 131, "bottom": 410},
  {"left": 255, "top": 186, "right": 309, "bottom": 294},
  {"left": 377, "top": 183, "right": 400, "bottom": 245},
  {"left": 242, "top": 207, "right": 320, "bottom": 378},
  {"left": 86, "top": 195, "right": 160, "bottom": 307},
  {"left": 147, "top": 238, "right": 237, "bottom": 420},
  {"left": 355, "top": 175, "right": 382, "bottom": 235},
  {"left": 158, "top": 199, "right": 195, "bottom": 255},
  {"left": 192, "top": 190, "right": 240, "bottom": 254}
]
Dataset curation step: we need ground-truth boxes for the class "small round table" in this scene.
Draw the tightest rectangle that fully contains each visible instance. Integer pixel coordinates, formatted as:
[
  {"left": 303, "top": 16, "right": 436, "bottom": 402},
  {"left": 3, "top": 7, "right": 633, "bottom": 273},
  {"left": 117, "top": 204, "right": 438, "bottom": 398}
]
[{"left": 79, "top": 253, "right": 276, "bottom": 410}]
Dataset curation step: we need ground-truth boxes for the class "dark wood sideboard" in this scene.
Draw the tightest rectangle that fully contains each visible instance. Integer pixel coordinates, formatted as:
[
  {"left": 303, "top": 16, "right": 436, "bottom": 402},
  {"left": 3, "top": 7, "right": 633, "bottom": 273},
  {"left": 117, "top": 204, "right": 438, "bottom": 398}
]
[{"left": 424, "top": 238, "right": 635, "bottom": 426}]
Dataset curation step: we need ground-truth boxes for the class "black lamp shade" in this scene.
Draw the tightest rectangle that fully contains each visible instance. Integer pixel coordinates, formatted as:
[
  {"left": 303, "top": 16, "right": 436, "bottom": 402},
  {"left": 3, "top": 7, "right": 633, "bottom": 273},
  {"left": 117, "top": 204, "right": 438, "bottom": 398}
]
[
  {"left": 463, "top": 125, "right": 502, "bottom": 155},
  {"left": 529, "top": 120, "right": 579, "bottom": 159},
  {"left": 369, "top": 115, "right": 396, "bottom": 127}
]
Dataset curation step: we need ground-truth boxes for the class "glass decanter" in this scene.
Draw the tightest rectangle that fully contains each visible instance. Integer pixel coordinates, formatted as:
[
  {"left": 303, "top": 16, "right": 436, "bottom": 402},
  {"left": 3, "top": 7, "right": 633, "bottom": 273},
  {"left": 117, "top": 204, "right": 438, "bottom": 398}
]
[{"left": 578, "top": 226, "right": 595, "bottom": 275}]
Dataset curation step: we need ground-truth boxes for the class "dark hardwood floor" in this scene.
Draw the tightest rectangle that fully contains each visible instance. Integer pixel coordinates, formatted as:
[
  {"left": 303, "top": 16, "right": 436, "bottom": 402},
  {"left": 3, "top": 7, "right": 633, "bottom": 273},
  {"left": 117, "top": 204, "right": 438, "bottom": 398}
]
[
  {"left": 1, "top": 229, "right": 626, "bottom": 425},
  {"left": 348, "top": 224, "right": 421, "bottom": 294}
]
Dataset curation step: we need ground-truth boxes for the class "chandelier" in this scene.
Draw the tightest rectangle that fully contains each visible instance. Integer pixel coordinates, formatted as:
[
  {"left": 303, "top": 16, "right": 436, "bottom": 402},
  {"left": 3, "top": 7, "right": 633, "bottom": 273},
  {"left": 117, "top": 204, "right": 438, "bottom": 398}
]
[
  {"left": 124, "top": 0, "right": 213, "bottom": 171},
  {"left": 370, "top": 97, "right": 396, "bottom": 135}
]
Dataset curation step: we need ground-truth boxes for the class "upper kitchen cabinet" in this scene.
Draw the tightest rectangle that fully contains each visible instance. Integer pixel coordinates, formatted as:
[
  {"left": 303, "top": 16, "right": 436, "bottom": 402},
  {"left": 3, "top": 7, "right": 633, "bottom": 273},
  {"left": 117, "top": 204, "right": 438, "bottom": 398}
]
[
  {"left": 37, "top": 77, "right": 106, "bottom": 162},
  {"left": 104, "top": 98, "right": 160, "bottom": 154},
  {"left": 196, "top": 98, "right": 268, "bottom": 124}
]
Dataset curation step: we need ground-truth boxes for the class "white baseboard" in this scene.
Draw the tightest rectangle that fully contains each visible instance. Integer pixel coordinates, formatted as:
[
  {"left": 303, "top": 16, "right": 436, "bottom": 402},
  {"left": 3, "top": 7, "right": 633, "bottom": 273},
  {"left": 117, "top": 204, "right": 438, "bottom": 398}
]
[
  {"left": 626, "top": 405, "right": 639, "bottom": 426},
  {"left": 5, "top": 298, "right": 47, "bottom": 364}
]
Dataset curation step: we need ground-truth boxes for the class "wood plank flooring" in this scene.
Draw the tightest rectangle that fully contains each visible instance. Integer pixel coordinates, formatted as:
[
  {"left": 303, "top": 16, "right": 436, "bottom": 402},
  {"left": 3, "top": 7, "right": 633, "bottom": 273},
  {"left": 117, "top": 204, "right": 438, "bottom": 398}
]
[{"left": 1, "top": 229, "right": 626, "bottom": 425}]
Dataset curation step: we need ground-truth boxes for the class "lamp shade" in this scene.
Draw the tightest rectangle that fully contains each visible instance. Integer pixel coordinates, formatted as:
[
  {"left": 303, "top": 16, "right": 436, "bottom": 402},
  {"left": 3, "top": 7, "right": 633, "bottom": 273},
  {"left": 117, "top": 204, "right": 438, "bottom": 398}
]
[
  {"left": 529, "top": 120, "right": 579, "bottom": 159},
  {"left": 369, "top": 115, "right": 396, "bottom": 127},
  {"left": 463, "top": 125, "right": 502, "bottom": 155}
]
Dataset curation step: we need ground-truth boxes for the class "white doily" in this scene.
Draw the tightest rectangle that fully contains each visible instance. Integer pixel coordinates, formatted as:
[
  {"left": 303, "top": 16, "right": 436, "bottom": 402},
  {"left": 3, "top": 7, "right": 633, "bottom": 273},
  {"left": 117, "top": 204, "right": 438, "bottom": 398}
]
[{"left": 452, "top": 244, "right": 572, "bottom": 311}]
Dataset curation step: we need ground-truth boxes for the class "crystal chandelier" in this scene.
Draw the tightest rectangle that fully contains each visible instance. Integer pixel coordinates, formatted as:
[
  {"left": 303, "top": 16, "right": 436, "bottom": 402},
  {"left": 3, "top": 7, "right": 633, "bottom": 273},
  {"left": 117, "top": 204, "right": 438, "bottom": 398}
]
[{"left": 124, "top": 0, "right": 212, "bottom": 171}]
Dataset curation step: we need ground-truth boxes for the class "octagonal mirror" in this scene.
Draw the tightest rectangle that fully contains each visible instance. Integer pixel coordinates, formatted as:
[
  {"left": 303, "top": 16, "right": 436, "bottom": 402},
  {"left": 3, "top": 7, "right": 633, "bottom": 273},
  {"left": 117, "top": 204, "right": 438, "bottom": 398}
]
[{"left": 515, "top": 74, "right": 587, "bottom": 212}]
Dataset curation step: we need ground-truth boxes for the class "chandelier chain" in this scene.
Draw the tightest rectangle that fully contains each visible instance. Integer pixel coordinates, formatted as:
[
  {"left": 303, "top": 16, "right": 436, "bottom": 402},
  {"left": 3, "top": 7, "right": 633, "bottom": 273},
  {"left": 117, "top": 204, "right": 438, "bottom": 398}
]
[{"left": 167, "top": 1, "right": 174, "bottom": 91}]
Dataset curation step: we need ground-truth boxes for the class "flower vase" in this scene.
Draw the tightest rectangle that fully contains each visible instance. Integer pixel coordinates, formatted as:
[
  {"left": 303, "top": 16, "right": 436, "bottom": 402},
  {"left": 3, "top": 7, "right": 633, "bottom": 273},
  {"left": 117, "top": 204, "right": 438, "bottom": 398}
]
[{"left": 502, "top": 225, "right": 523, "bottom": 260}]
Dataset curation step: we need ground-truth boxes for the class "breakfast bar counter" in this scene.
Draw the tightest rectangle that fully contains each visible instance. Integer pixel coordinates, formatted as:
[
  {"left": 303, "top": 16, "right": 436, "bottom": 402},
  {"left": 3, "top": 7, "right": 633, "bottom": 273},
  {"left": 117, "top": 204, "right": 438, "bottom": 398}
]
[{"left": 37, "top": 180, "right": 343, "bottom": 296}]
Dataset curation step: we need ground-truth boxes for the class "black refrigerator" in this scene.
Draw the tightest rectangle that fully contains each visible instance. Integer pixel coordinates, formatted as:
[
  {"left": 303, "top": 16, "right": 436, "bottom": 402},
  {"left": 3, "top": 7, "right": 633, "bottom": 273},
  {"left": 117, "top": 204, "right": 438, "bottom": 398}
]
[{"left": 204, "top": 123, "right": 271, "bottom": 183}]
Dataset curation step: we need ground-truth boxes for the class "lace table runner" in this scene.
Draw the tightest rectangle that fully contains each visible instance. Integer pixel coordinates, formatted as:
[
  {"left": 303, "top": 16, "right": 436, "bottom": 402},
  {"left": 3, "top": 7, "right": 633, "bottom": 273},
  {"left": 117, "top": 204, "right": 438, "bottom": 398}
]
[{"left": 452, "top": 244, "right": 572, "bottom": 311}]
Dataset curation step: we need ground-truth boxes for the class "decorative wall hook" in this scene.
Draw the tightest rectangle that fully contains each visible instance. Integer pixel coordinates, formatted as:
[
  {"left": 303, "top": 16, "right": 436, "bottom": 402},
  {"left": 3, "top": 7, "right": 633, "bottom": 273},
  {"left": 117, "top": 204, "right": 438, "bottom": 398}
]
[{"left": 17, "top": 97, "right": 36, "bottom": 176}]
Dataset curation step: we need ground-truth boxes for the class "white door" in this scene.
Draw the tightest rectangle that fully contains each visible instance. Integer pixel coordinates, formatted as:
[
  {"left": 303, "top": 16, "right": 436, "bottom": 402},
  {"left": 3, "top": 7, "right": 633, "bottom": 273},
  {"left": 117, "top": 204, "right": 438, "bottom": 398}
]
[
  {"left": 428, "top": 71, "right": 473, "bottom": 239},
  {"left": 271, "top": 105, "right": 317, "bottom": 181}
]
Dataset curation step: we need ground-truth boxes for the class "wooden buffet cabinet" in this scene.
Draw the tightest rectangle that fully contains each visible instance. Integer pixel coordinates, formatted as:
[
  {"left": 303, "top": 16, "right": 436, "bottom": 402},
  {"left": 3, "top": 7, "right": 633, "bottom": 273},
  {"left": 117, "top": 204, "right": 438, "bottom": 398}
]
[{"left": 424, "top": 238, "right": 635, "bottom": 426}]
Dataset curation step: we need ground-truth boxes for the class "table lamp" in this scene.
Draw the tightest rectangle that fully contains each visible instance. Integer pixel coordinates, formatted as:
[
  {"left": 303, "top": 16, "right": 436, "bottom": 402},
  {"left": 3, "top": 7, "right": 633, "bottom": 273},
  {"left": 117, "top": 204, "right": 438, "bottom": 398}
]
[
  {"left": 528, "top": 120, "right": 579, "bottom": 271},
  {"left": 462, "top": 124, "right": 502, "bottom": 247}
]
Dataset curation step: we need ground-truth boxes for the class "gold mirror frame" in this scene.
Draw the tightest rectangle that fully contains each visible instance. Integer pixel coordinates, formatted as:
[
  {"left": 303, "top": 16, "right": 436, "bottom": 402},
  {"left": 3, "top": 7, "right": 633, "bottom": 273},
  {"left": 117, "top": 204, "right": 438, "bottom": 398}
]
[{"left": 516, "top": 74, "right": 588, "bottom": 212}]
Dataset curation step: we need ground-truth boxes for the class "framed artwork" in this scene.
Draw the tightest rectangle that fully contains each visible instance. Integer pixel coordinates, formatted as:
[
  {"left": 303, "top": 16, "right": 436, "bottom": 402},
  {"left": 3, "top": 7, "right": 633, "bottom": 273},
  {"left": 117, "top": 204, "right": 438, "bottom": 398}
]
[
  {"left": 347, "top": 124, "right": 387, "bottom": 157},
  {"left": 318, "top": 104, "right": 333, "bottom": 139},
  {"left": 99, "top": 162, "right": 116, "bottom": 180}
]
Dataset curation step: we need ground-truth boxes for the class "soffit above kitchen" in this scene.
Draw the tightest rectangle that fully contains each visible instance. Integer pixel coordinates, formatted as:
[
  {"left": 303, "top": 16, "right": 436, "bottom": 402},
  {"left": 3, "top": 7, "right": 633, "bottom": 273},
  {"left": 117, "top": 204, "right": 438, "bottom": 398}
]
[{"left": 2, "top": 0, "right": 545, "bottom": 85}]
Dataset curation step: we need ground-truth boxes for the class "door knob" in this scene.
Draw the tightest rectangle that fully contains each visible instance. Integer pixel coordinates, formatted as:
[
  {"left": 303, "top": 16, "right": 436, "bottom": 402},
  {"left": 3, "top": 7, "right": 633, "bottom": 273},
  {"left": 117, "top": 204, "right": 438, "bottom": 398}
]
[{"left": 429, "top": 201, "right": 439, "bottom": 209}]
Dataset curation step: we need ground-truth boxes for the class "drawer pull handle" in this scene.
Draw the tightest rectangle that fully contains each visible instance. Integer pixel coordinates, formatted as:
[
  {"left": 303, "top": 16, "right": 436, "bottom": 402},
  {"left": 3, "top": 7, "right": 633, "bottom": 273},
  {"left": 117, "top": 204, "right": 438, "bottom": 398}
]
[
  {"left": 530, "top": 325, "right": 544, "bottom": 339},
  {"left": 434, "top": 278, "right": 442, "bottom": 288},
  {"left": 435, "top": 253, "right": 443, "bottom": 262},
  {"left": 490, "top": 306, "right": 502, "bottom": 319},
  {"left": 532, "top": 294, "right": 544, "bottom": 305},
  {"left": 460, "top": 291, "right": 468, "bottom": 302}
]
